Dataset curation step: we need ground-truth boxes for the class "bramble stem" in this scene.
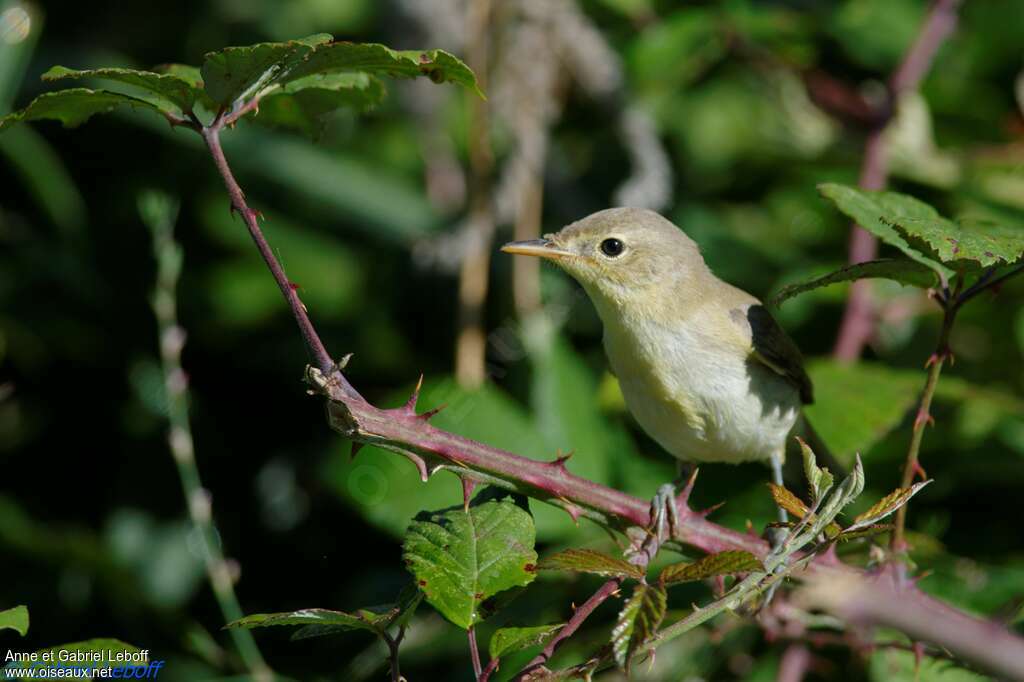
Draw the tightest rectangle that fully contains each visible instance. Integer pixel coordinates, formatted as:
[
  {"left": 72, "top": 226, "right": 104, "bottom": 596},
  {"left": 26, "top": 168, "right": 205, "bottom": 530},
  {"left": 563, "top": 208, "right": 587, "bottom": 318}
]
[
  {"left": 145, "top": 195, "right": 272, "bottom": 681},
  {"left": 512, "top": 578, "right": 622, "bottom": 681},
  {"left": 833, "top": 0, "right": 962, "bottom": 360}
]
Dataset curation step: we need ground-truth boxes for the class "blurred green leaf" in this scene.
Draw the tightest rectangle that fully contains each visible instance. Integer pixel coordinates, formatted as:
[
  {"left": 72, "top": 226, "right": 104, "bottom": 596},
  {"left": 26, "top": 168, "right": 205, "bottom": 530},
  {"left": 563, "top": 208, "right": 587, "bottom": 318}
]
[
  {"left": 42, "top": 65, "right": 198, "bottom": 113},
  {"left": 827, "top": 0, "right": 923, "bottom": 71},
  {"left": 770, "top": 259, "right": 939, "bottom": 306},
  {"left": 612, "top": 582, "right": 666, "bottom": 672},
  {"left": 402, "top": 491, "right": 537, "bottom": 630},
  {"left": 0, "top": 605, "right": 28, "bottom": 636},
  {"left": 227, "top": 606, "right": 395, "bottom": 636},
  {"left": 806, "top": 359, "right": 1024, "bottom": 464},
  {"left": 660, "top": 551, "right": 763, "bottom": 586},
  {"left": 488, "top": 623, "right": 563, "bottom": 660},
  {"left": 0, "top": 124, "right": 86, "bottom": 233},
  {"left": 4, "top": 640, "right": 144, "bottom": 671},
  {"left": 870, "top": 646, "right": 989, "bottom": 682},
  {"left": 200, "top": 33, "right": 332, "bottom": 106},
  {"left": 0, "top": 88, "right": 163, "bottom": 131},
  {"left": 538, "top": 548, "right": 643, "bottom": 580}
]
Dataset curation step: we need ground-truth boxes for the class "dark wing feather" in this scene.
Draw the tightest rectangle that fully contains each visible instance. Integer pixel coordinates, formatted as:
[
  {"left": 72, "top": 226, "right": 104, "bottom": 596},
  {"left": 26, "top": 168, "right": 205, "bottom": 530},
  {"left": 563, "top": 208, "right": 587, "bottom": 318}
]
[{"left": 734, "top": 304, "right": 814, "bottom": 404}]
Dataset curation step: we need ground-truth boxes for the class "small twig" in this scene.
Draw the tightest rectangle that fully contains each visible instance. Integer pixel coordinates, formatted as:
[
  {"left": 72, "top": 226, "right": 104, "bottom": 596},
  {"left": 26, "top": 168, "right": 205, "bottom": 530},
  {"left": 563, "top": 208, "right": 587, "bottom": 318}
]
[
  {"left": 513, "top": 578, "right": 622, "bottom": 681},
  {"left": 891, "top": 275, "right": 962, "bottom": 553},
  {"left": 144, "top": 194, "right": 272, "bottom": 681},
  {"left": 468, "top": 626, "right": 483, "bottom": 680},
  {"left": 383, "top": 626, "right": 406, "bottom": 682},
  {"left": 956, "top": 262, "right": 1024, "bottom": 309},
  {"left": 833, "top": 0, "right": 963, "bottom": 360}
]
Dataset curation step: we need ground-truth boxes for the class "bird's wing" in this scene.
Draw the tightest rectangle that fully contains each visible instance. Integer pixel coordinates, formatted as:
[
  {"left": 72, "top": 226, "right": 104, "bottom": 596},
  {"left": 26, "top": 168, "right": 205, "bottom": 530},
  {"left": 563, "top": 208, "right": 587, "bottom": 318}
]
[{"left": 730, "top": 303, "right": 814, "bottom": 404}]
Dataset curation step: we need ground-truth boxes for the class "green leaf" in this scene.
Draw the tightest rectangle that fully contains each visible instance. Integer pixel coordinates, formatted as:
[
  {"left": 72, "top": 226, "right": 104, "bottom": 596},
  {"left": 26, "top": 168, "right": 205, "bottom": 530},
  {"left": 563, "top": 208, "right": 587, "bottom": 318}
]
[
  {"left": 488, "top": 623, "right": 564, "bottom": 660},
  {"left": 42, "top": 65, "right": 199, "bottom": 113},
  {"left": 847, "top": 481, "right": 931, "bottom": 532},
  {"left": 611, "top": 582, "right": 666, "bottom": 672},
  {"left": 799, "top": 438, "right": 834, "bottom": 502},
  {"left": 768, "top": 482, "right": 811, "bottom": 519},
  {"left": 402, "top": 491, "right": 538, "bottom": 630},
  {"left": 660, "top": 550, "right": 764, "bottom": 586},
  {"left": 817, "top": 183, "right": 953, "bottom": 277},
  {"left": 4, "top": 640, "right": 144, "bottom": 670},
  {"left": 226, "top": 606, "right": 395, "bottom": 636},
  {"left": 0, "top": 88, "right": 163, "bottom": 131},
  {"left": 0, "top": 605, "right": 28, "bottom": 636},
  {"left": 254, "top": 72, "right": 385, "bottom": 138},
  {"left": 769, "top": 259, "right": 939, "bottom": 306},
  {"left": 200, "top": 33, "right": 332, "bottom": 106},
  {"left": 283, "top": 42, "right": 483, "bottom": 97},
  {"left": 893, "top": 216, "right": 1024, "bottom": 270},
  {"left": 538, "top": 548, "right": 644, "bottom": 580}
]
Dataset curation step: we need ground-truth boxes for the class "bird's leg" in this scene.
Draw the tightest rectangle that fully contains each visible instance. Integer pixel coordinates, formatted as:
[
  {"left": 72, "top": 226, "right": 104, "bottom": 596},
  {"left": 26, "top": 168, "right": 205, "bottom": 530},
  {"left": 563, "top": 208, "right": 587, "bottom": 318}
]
[
  {"left": 626, "top": 464, "right": 690, "bottom": 569},
  {"left": 769, "top": 451, "right": 788, "bottom": 548}
]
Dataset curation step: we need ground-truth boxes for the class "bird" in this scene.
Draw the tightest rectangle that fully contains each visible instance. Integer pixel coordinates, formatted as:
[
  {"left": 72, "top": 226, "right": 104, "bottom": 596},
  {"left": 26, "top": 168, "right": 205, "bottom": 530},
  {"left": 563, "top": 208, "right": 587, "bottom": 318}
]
[{"left": 502, "top": 207, "right": 815, "bottom": 552}]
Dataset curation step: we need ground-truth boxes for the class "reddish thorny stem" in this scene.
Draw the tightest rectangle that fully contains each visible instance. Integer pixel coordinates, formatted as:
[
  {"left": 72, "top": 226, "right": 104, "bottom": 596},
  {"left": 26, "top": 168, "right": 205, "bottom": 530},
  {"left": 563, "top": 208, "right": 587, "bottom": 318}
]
[
  {"left": 180, "top": 92, "right": 1024, "bottom": 679},
  {"left": 833, "top": 0, "right": 963, "bottom": 360}
]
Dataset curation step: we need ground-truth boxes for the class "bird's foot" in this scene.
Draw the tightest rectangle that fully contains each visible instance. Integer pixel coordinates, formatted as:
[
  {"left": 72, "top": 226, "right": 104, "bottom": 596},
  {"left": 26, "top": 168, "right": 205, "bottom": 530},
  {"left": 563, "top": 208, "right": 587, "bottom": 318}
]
[{"left": 626, "top": 483, "right": 680, "bottom": 569}]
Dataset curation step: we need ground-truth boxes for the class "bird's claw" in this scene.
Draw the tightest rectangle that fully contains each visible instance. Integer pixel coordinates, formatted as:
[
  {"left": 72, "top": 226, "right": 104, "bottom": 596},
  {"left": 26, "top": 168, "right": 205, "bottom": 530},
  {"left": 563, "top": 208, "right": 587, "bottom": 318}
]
[{"left": 627, "top": 483, "right": 680, "bottom": 568}]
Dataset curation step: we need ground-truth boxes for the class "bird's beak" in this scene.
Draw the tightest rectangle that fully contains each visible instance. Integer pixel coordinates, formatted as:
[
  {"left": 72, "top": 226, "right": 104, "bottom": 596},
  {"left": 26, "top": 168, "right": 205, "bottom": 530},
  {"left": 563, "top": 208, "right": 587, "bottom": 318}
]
[{"left": 500, "top": 238, "right": 573, "bottom": 261}]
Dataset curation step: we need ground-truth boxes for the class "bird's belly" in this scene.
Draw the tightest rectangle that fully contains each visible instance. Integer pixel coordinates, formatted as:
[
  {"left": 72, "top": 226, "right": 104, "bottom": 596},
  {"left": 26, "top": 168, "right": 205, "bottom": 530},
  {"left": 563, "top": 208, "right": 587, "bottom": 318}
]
[{"left": 612, "top": 337, "right": 800, "bottom": 465}]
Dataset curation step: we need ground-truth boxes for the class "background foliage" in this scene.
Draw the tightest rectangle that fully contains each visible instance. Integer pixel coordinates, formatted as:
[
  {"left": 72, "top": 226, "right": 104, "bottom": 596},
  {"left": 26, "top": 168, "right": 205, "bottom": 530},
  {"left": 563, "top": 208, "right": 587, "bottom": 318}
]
[{"left": 2, "top": 0, "right": 1024, "bottom": 680}]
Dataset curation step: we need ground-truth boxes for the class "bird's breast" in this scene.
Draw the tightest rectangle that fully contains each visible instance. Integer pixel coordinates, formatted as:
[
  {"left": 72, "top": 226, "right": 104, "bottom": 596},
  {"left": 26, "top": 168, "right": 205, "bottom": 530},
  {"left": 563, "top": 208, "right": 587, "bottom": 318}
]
[{"left": 603, "top": 311, "right": 800, "bottom": 465}]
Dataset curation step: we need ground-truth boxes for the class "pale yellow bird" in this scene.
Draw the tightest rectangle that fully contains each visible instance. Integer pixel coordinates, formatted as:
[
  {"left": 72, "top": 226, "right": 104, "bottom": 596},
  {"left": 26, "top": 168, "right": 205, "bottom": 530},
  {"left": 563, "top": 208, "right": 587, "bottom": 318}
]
[{"left": 502, "top": 208, "right": 814, "bottom": 541}]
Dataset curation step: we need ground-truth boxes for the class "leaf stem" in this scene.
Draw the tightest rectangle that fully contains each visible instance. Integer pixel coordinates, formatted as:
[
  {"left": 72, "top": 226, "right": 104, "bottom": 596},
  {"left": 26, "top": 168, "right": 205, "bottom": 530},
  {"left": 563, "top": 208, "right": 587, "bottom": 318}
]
[
  {"left": 513, "top": 578, "right": 622, "bottom": 681},
  {"left": 468, "top": 626, "right": 483, "bottom": 680},
  {"left": 145, "top": 196, "right": 272, "bottom": 681}
]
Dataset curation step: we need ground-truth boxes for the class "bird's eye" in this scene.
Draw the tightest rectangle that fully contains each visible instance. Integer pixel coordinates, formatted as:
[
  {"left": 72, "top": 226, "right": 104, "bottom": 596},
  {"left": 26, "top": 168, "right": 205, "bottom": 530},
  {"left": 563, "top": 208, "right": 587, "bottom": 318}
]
[{"left": 600, "top": 238, "right": 624, "bottom": 257}]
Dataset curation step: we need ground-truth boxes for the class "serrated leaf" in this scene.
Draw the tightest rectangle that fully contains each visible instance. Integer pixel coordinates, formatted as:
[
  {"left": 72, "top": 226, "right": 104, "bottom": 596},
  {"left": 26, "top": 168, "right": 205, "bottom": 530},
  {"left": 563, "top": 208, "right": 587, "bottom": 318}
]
[
  {"left": 226, "top": 606, "right": 396, "bottom": 636},
  {"left": 660, "top": 550, "right": 764, "bottom": 585},
  {"left": 201, "top": 33, "right": 332, "bottom": 106},
  {"left": 893, "top": 216, "right": 1024, "bottom": 270},
  {"left": 488, "top": 623, "right": 564, "bottom": 660},
  {"left": 0, "top": 88, "right": 162, "bottom": 131},
  {"left": 611, "top": 583, "right": 666, "bottom": 672},
  {"left": 768, "top": 483, "right": 842, "bottom": 537},
  {"left": 0, "top": 605, "right": 28, "bottom": 636},
  {"left": 42, "top": 65, "right": 198, "bottom": 113},
  {"left": 283, "top": 42, "right": 483, "bottom": 97},
  {"left": 402, "top": 492, "right": 537, "bottom": 630},
  {"left": 847, "top": 481, "right": 932, "bottom": 532},
  {"left": 538, "top": 548, "right": 643, "bottom": 579},
  {"left": 834, "top": 454, "right": 866, "bottom": 510},
  {"left": 836, "top": 524, "right": 893, "bottom": 542},
  {"left": 770, "top": 259, "right": 939, "bottom": 306},
  {"left": 799, "top": 438, "right": 834, "bottom": 502},
  {"left": 4, "top": 640, "right": 144, "bottom": 671},
  {"left": 818, "top": 183, "right": 953, "bottom": 277},
  {"left": 253, "top": 73, "right": 385, "bottom": 139},
  {"left": 768, "top": 482, "right": 811, "bottom": 519}
]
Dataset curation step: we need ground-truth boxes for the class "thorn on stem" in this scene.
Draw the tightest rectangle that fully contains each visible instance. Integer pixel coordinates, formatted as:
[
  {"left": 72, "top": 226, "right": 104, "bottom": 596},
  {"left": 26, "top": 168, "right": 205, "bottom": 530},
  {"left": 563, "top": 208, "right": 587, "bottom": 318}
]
[
  {"left": 550, "top": 449, "right": 573, "bottom": 470},
  {"left": 350, "top": 441, "right": 364, "bottom": 459},
  {"left": 403, "top": 374, "right": 424, "bottom": 414},
  {"left": 676, "top": 467, "right": 699, "bottom": 508},
  {"left": 909, "top": 458, "right": 929, "bottom": 482},
  {"left": 418, "top": 403, "right": 447, "bottom": 421},
  {"left": 913, "top": 408, "right": 935, "bottom": 430},
  {"left": 696, "top": 501, "right": 725, "bottom": 518}
]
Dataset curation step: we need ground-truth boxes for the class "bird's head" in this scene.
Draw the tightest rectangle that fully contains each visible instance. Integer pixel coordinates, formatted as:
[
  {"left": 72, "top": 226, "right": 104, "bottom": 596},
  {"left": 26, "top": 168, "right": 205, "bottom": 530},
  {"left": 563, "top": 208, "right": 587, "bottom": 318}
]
[{"left": 501, "top": 208, "right": 708, "bottom": 310}]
